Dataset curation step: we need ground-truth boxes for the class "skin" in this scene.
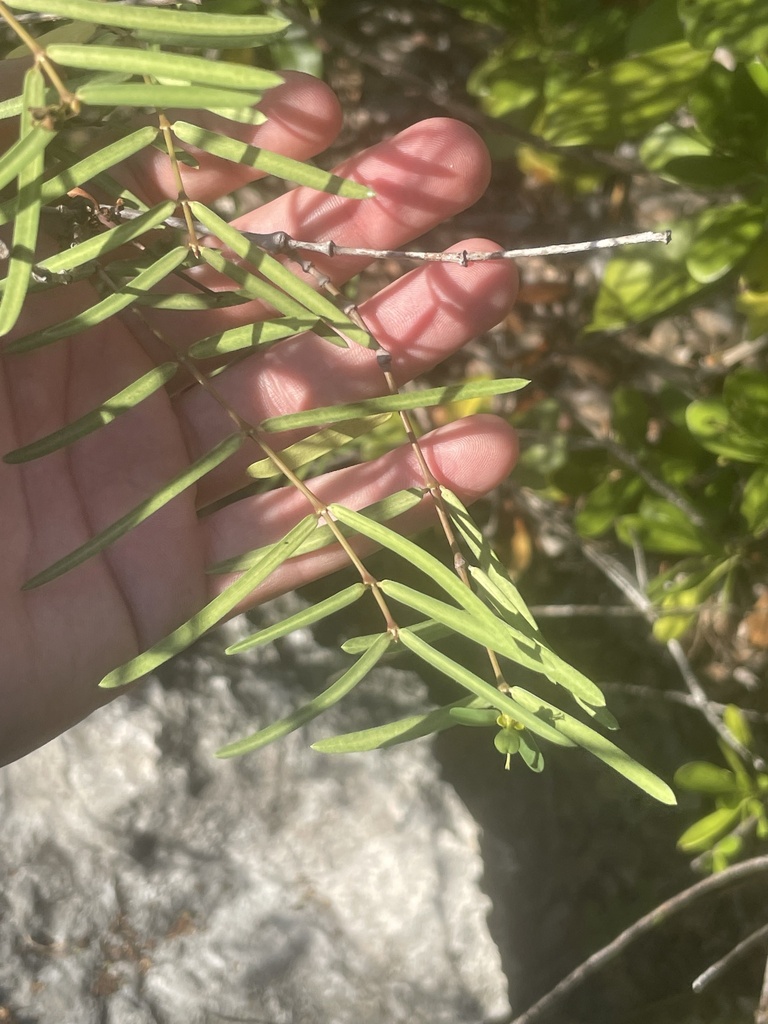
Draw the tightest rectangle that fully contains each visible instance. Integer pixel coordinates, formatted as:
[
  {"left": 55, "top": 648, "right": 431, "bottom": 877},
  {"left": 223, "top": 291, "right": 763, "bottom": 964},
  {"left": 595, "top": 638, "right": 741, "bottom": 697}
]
[{"left": 0, "top": 71, "right": 519, "bottom": 766}]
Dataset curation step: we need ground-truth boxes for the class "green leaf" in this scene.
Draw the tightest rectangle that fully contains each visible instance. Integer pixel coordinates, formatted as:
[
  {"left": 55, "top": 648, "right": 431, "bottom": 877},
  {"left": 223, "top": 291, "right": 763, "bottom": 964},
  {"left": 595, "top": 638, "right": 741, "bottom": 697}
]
[
  {"left": 677, "top": 804, "right": 743, "bottom": 853},
  {"left": 173, "top": 122, "right": 374, "bottom": 198},
  {"left": 616, "top": 497, "right": 713, "bottom": 554},
  {"left": 590, "top": 217, "right": 702, "bottom": 330},
  {"left": 197, "top": 246, "right": 327, "bottom": 326},
  {"left": 208, "top": 487, "right": 425, "bottom": 574},
  {"left": 23, "top": 433, "right": 244, "bottom": 591},
  {"left": 188, "top": 316, "right": 319, "bottom": 359},
  {"left": 674, "top": 761, "right": 739, "bottom": 794},
  {"left": 0, "top": 118, "right": 54, "bottom": 194},
  {"left": 225, "top": 583, "right": 368, "bottom": 654},
  {"left": 77, "top": 82, "right": 268, "bottom": 111},
  {"left": 190, "top": 202, "right": 373, "bottom": 348},
  {"left": 247, "top": 416, "right": 391, "bottom": 479},
  {"left": 685, "top": 202, "right": 765, "bottom": 284},
  {"left": 6, "top": 246, "right": 189, "bottom": 353},
  {"left": 0, "top": 126, "right": 159, "bottom": 227},
  {"left": 440, "top": 487, "right": 540, "bottom": 633},
  {"left": 3, "top": 361, "right": 178, "bottom": 464},
  {"left": 216, "top": 633, "right": 391, "bottom": 758},
  {"left": 311, "top": 695, "right": 482, "bottom": 754},
  {"left": 47, "top": 44, "right": 283, "bottom": 92},
  {"left": 6, "top": 1, "right": 290, "bottom": 46},
  {"left": 724, "top": 704, "right": 753, "bottom": 750},
  {"left": 0, "top": 67, "right": 46, "bottom": 338},
  {"left": 100, "top": 513, "right": 318, "bottom": 689},
  {"left": 397, "top": 630, "right": 576, "bottom": 749},
  {"left": 262, "top": 378, "right": 529, "bottom": 432},
  {"left": 537, "top": 41, "right": 708, "bottom": 147},
  {"left": 332, "top": 503, "right": 606, "bottom": 706},
  {"left": 686, "top": 397, "right": 768, "bottom": 463},
  {"left": 518, "top": 731, "right": 544, "bottom": 772},
  {"left": 448, "top": 707, "right": 499, "bottom": 727},
  {"left": 511, "top": 688, "right": 677, "bottom": 804},
  {"left": 741, "top": 465, "right": 768, "bottom": 533},
  {"left": 341, "top": 618, "right": 451, "bottom": 655},
  {"left": 679, "top": 0, "right": 768, "bottom": 61}
]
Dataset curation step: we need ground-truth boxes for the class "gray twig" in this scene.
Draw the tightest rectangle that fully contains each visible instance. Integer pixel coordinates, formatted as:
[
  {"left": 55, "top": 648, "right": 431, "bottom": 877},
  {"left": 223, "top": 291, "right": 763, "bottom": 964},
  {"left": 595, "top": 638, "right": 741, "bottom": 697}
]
[
  {"left": 508, "top": 856, "right": 768, "bottom": 1024},
  {"left": 692, "top": 921, "right": 768, "bottom": 993}
]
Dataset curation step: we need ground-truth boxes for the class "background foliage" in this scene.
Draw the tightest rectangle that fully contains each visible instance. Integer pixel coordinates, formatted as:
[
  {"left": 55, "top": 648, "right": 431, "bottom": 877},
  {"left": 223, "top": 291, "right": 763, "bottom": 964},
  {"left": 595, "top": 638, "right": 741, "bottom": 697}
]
[{"left": 2, "top": 0, "right": 768, "bottom": 1022}]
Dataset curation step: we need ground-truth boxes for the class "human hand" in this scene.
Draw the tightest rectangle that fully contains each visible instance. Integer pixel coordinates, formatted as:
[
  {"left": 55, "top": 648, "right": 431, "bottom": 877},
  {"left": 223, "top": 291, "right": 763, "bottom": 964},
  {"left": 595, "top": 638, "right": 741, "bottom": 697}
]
[{"left": 0, "top": 71, "right": 518, "bottom": 765}]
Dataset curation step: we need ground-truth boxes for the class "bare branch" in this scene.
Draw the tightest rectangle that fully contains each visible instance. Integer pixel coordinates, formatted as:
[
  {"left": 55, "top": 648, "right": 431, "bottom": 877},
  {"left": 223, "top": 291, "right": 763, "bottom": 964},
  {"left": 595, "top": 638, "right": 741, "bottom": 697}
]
[
  {"left": 509, "top": 856, "right": 768, "bottom": 1024},
  {"left": 692, "top": 921, "right": 768, "bottom": 993}
]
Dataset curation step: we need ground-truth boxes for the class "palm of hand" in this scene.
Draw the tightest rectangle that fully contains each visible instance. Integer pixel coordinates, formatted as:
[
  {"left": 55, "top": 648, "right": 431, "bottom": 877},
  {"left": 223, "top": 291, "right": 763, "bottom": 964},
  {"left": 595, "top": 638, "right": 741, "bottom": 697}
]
[{"left": 0, "top": 72, "right": 517, "bottom": 764}]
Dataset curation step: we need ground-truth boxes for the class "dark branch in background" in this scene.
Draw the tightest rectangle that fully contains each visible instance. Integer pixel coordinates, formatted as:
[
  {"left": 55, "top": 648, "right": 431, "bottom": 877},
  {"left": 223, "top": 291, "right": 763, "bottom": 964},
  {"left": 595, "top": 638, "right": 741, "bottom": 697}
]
[{"left": 507, "top": 856, "right": 768, "bottom": 1024}]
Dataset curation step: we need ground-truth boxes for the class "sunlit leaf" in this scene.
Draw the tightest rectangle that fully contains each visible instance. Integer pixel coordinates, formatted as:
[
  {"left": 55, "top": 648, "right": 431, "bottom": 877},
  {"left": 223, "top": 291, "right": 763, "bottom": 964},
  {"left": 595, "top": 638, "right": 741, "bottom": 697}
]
[
  {"left": 23, "top": 433, "right": 244, "bottom": 590},
  {"left": 47, "top": 44, "right": 283, "bottom": 92},
  {"left": 191, "top": 202, "right": 372, "bottom": 348},
  {"left": 537, "top": 41, "right": 708, "bottom": 146},
  {"left": 511, "top": 688, "right": 677, "bottom": 804},
  {"left": 397, "top": 630, "right": 575, "bottom": 748},
  {"left": 247, "top": 416, "right": 390, "bottom": 479},
  {"left": 333, "top": 503, "right": 606, "bottom": 706},
  {"left": 7, "top": 1, "right": 290, "bottom": 47},
  {"left": 208, "top": 487, "right": 425, "bottom": 574},
  {"left": 262, "top": 378, "right": 529, "bottom": 432},
  {"left": 6, "top": 246, "right": 189, "bottom": 352},
  {"left": 616, "top": 497, "right": 714, "bottom": 554},
  {"left": 100, "top": 514, "right": 318, "bottom": 688},
  {"left": 311, "top": 695, "right": 482, "bottom": 753},
  {"left": 674, "top": 761, "right": 739, "bottom": 794},
  {"left": 0, "top": 118, "right": 54, "bottom": 194},
  {"left": 724, "top": 704, "right": 753, "bottom": 750},
  {"left": 341, "top": 618, "right": 451, "bottom": 655},
  {"left": 34, "top": 201, "right": 178, "bottom": 278},
  {"left": 677, "top": 804, "right": 743, "bottom": 852},
  {"left": 0, "top": 126, "right": 159, "bottom": 228},
  {"left": 188, "top": 316, "right": 319, "bottom": 358},
  {"left": 225, "top": 583, "right": 368, "bottom": 654},
  {"left": 3, "top": 362, "right": 178, "bottom": 464},
  {"left": 679, "top": 0, "right": 768, "bottom": 61},
  {"left": 741, "top": 466, "right": 768, "bottom": 533},
  {"left": 0, "top": 67, "right": 46, "bottom": 338},
  {"left": 216, "top": 633, "right": 391, "bottom": 758},
  {"left": 685, "top": 202, "right": 764, "bottom": 284},
  {"left": 448, "top": 707, "right": 499, "bottom": 727},
  {"left": 77, "top": 82, "right": 268, "bottom": 111},
  {"left": 174, "top": 121, "right": 374, "bottom": 198}
]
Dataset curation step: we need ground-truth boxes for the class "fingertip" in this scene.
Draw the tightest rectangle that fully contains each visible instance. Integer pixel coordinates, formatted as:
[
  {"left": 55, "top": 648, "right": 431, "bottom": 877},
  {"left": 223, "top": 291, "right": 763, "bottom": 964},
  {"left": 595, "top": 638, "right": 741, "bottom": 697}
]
[
  {"left": 422, "top": 415, "right": 519, "bottom": 501},
  {"left": 252, "top": 70, "right": 343, "bottom": 153}
]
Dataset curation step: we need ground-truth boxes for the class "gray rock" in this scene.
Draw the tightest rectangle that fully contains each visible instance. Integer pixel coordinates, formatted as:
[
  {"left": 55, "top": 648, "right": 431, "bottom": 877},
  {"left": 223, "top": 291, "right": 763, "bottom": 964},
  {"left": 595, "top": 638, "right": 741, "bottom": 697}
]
[{"left": 0, "top": 606, "right": 511, "bottom": 1024}]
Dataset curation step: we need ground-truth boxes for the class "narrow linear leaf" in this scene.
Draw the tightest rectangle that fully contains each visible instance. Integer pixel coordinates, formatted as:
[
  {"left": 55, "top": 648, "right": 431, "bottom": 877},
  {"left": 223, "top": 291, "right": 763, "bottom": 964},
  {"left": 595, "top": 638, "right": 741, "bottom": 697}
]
[
  {"left": 131, "top": 291, "right": 247, "bottom": 311},
  {"left": 188, "top": 316, "right": 319, "bottom": 359},
  {"left": 511, "top": 687, "right": 676, "bottom": 804},
  {"left": 264, "top": 378, "right": 529, "bottom": 432},
  {"left": 398, "top": 629, "right": 575, "bottom": 748},
  {"left": 208, "top": 487, "right": 425, "bottom": 574},
  {"left": 0, "top": 126, "right": 159, "bottom": 228},
  {"left": 441, "top": 487, "right": 540, "bottom": 632},
  {"left": 77, "top": 82, "right": 266, "bottom": 111},
  {"left": 7, "top": 1, "right": 290, "bottom": 44},
  {"left": 174, "top": 121, "right": 373, "bottom": 198},
  {"left": 4, "top": 362, "right": 178, "bottom": 464},
  {"left": 225, "top": 583, "right": 368, "bottom": 655},
  {"left": 6, "top": 246, "right": 189, "bottom": 352},
  {"left": 331, "top": 503, "right": 605, "bottom": 707},
  {"left": 448, "top": 707, "right": 499, "bottom": 727},
  {"left": 216, "top": 633, "right": 391, "bottom": 758},
  {"left": 197, "top": 246, "right": 325, "bottom": 326},
  {"left": 47, "top": 45, "right": 283, "bottom": 93},
  {"left": 0, "top": 67, "right": 46, "bottom": 338},
  {"left": 36, "top": 200, "right": 178, "bottom": 277},
  {"left": 0, "top": 121, "right": 53, "bottom": 194},
  {"left": 100, "top": 513, "right": 318, "bottom": 689},
  {"left": 190, "top": 202, "right": 372, "bottom": 348},
  {"left": 312, "top": 695, "right": 483, "bottom": 753},
  {"left": 247, "top": 415, "right": 391, "bottom": 479},
  {"left": 0, "top": 94, "right": 23, "bottom": 122},
  {"left": 23, "top": 433, "right": 243, "bottom": 591}
]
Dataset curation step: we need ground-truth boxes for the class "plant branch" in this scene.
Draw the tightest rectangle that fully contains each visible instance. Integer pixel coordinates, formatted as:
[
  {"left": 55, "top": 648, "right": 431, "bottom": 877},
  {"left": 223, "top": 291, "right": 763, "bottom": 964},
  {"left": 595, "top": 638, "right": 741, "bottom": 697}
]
[
  {"left": 508, "top": 856, "right": 768, "bottom": 1024},
  {"left": 692, "top": 920, "right": 768, "bottom": 993}
]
